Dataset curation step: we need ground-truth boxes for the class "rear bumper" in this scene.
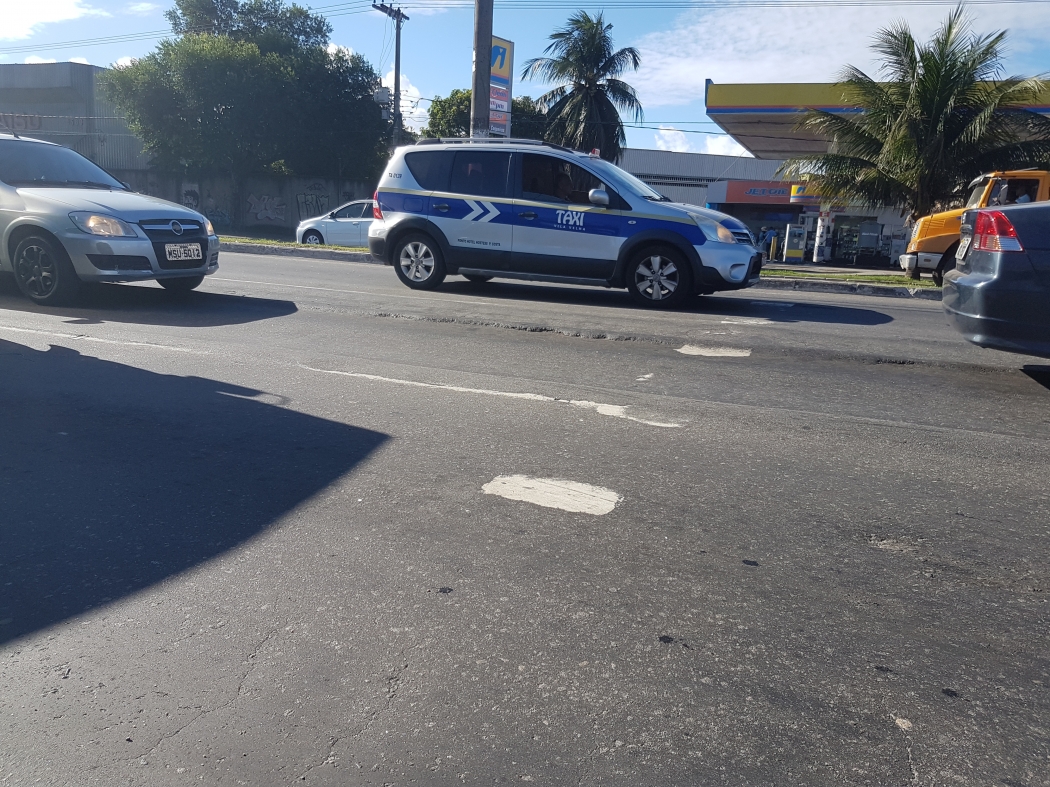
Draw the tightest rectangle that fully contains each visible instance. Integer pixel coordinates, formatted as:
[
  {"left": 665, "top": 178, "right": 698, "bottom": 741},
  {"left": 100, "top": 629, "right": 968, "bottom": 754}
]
[
  {"left": 943, "top": 269, "right": 1050, "bottom": 358},
  {"left": 368, "top": 236, "right": 387, "bottom": 263}
]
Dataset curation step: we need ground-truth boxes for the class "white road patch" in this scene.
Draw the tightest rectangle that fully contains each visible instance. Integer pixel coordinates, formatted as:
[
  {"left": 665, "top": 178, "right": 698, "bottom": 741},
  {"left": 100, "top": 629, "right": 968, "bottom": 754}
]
[
  {"left": 482, "top": 475, "right": 621, "bottom": 515},
  {"left": 676, "top": 345, "right": 752, "bottom": 357},
  {"left": 636, "top": 373, "right": 653, "bottom": 381},
  {"left": 721, "top": 317, "right": 773, "bottom": 326},
  {"left": 0, "top": 324, "right": 206, "bottom": 354},
  {"left": 300, "top": 365, "right": 683, "bottom": 428}
]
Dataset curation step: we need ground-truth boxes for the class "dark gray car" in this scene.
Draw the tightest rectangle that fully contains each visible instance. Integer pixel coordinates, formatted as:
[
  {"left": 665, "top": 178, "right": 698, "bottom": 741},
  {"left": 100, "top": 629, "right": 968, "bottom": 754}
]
[{"left": 943, "top": 202, "right": 1050, "bottom": 358}]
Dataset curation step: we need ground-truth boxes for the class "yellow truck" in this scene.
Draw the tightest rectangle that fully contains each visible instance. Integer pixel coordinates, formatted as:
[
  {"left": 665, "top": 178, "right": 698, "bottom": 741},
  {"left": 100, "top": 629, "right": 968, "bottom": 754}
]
[{"left": 901, "top": 170, "right": 1049, "bottom": 285}]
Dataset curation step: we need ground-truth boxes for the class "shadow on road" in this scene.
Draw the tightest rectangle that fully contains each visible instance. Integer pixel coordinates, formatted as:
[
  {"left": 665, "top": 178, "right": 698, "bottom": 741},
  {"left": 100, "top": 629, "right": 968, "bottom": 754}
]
[
  {"left": 440, "top": 279, "right": 893, "bottom": 327},
  {"left": 0, "top": 274, "right": 297, "bottom": 327},
  {"left": 0, "top": 340, "right": 387, "bottom": 645},
  {"left": 1023, "top": 365, "right": 1050, "bottom": 391}
]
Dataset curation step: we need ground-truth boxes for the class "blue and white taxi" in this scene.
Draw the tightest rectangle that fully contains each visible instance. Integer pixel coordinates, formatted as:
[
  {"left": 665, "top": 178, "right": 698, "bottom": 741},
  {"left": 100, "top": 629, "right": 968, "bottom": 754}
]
[{"left": 367, "top": 138, "right": 761, "bottom": 307}]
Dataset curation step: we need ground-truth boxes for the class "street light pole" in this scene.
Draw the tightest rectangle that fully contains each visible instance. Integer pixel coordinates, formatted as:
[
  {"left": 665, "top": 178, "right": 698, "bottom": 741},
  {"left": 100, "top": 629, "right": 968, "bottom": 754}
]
[
  {"left": 372, "top": 3, "right": 409, "bottom": 146},
  {"left": 470, "top": 0, "right": 493, "bottom": 138}
]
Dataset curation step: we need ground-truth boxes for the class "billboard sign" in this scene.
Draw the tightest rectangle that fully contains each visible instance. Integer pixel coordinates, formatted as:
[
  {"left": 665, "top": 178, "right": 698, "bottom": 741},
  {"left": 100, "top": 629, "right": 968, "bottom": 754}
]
[{"left": 490, "top": 36, "right": 514, "bottom": 136}]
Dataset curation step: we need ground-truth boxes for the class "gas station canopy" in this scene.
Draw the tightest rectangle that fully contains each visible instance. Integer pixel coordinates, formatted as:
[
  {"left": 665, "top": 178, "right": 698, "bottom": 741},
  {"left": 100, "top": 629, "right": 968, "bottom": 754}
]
[{"left": 705, "top": 80, "right": 1050, "bottom": 160}]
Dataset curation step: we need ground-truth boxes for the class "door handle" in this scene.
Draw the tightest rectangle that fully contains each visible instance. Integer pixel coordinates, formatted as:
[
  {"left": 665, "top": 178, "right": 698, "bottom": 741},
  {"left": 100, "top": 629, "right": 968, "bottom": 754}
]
[
  {"left": 434, "top": 203, "right": 449, "bottom": 212},
  {"left": 519, "top": 211, "right": 537, "bottom": 219}
]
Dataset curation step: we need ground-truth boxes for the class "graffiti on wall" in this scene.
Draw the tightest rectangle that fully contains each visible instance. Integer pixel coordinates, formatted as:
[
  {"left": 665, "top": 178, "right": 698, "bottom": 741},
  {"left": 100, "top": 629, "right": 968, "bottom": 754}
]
[
  {"left": 296, "top": 183, "right": 330, "bottom": 221},
  {"left": 247, "top": 193, "right": 287, "bottom": 222},
  {"left": 0, "top": 113, "right": 42, "bottom": 133}
]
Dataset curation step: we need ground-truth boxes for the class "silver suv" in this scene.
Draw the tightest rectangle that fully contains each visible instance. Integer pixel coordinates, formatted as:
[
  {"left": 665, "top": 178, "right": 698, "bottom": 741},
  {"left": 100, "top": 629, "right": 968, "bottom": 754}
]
[{"left": 0, "top": 134, "right": 219, "bottom": 305}]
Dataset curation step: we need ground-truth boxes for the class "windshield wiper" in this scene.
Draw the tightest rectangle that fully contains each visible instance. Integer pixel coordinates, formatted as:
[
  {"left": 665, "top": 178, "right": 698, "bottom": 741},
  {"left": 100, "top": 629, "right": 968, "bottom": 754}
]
[
  {"left": 6, "top": 179, "right": 121, "bottom": 189},
  {"left": 642, "top": 194, "right": 671, "bottom": 202}
]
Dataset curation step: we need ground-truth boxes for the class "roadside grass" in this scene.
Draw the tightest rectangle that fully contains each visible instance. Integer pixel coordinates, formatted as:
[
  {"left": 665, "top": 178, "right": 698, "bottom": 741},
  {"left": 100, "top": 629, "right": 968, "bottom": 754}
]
[
  {"left": 221, "top": 235, "right": 368, "bottom": 251},
  {"left": 763, "top": 267, "right": 938, "bottom": 288}
]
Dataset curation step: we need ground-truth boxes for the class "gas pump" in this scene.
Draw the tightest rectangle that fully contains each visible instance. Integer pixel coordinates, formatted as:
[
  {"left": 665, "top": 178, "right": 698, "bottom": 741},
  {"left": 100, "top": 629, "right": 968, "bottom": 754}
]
[{"left": 783, "top": 224, "right": 806, "bottom": 261}]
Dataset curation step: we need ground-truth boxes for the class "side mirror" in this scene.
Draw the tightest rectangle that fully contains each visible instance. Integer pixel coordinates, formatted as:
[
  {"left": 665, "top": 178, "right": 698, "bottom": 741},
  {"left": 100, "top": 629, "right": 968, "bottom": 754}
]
[
  {"left": 588, "top": 189, "right": 610, "bottom": 207},
  {"left": 329, "top": 211, "right": 337, "bottom": 218}
]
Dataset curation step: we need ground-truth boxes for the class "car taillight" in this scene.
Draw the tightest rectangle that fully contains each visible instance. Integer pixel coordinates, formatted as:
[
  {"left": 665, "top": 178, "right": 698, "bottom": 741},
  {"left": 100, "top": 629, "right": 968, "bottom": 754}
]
[
  {"left": 973, "top": 210, "right": 1023, "bottom": 252},
  {"left": 372, "top": 191, "right": 383, "bottom": 220}
]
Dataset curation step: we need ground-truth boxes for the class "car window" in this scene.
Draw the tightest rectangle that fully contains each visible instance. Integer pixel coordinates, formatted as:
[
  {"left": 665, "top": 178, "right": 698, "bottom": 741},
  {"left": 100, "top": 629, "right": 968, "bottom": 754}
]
[
  {"left": 333, "top": 203, "right": 360, "bottom": 219},
  {"left": 521, "top": 153, "right": 606, "bottom": 205},
  {"left": 449, "top": 151, "right": 512, "bottom": 199},
  {"left": 1004, "top": 179, "right": 1040, "bottom": 204},
  {"left": 405, "top": 150, "right": 453, "bottom": 191},
  {"left": 0, "top": 139, "right": 125, "bottom": 189}
]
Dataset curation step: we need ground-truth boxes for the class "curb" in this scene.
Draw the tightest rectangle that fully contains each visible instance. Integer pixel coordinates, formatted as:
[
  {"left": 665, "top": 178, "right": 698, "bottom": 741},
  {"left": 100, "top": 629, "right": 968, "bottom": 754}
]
[
  {"left": 220, "top": 241, "right": 380, "bottom": 264},
  {"left": 219, "top": 243, "right": 942, "bottom": 301},
  {"left": 756, "top": 277, "right": 941, "bottom": 301}
]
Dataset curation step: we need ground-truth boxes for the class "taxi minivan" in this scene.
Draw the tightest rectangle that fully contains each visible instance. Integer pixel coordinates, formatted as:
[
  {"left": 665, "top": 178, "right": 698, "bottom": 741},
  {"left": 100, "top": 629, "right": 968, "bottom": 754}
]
[{"left": 368, "top": 138, "right": 762, "bottom": 308}]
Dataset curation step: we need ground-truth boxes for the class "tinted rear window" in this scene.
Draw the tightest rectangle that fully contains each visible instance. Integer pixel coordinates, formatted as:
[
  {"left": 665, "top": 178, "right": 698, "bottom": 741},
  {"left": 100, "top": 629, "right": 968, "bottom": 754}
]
[
  {"left": 404, "top": 151, "right": 452, "bottom": 191},
  {"left": 449, "top": 151, "right": 512, "bottom": 199}
]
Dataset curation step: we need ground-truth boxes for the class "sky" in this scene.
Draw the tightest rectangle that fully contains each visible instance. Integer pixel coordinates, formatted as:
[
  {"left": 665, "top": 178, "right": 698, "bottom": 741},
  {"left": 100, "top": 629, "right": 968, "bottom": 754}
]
[{"left": 5, "top": 0, "right": 1050, "bottom": 157}]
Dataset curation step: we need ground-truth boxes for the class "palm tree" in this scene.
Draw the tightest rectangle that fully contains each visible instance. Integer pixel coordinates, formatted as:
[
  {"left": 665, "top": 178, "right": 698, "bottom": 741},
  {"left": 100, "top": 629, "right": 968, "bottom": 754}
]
[
  {"left": 522, "top": 10, "right": 642, "bottom": 161},
  {"left": 780, "top": 8, "right": 1050, "bottom": 219}
]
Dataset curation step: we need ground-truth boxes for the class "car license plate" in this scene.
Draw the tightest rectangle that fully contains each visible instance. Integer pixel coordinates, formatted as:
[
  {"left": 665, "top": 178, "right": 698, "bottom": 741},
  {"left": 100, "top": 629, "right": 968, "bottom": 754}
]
[
  {"left": 956, "top": 237, "right": 971, "bottom": 260},
  {"left": 165, "top": 243, "right": 202, "bottom": 261}
]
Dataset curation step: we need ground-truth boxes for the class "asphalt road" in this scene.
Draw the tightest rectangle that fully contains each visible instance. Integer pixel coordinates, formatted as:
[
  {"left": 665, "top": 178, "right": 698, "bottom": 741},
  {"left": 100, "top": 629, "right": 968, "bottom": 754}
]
[{"left": 1, "top": 252, "right": 1047, "bottom": 787}]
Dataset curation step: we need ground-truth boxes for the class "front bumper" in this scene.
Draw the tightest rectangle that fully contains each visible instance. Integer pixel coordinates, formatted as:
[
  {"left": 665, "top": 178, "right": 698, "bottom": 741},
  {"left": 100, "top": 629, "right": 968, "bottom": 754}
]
[
  {"left": 60, "top": 229, "right": 220, "bottom": 282},
  {"left": 943, "top": 269, "right": 1050, "bottom": 358},
  {"left": 900, "top": 251, "right": 941, "bottom": 271},
  {"left": 368, "top": 235, "right": 387, "bottom": 263},
  {"left": 695, "top": 243, "right": 762, "bottom": 290}
]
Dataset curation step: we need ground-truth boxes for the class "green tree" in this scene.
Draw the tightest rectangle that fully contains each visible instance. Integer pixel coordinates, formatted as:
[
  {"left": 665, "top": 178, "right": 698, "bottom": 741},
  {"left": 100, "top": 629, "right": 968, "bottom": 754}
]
[
  {"left": 422, "top": 89, "right": 546, "bottom": 140},
  {"left": 522, "top": 10, "right": 642, "bottom": 161},
  {"left": 103, "top": 0, "right": 388, "bottom": 187},
  {"left": 780, "top": 8, "right": 1050, "bottom": 219}
]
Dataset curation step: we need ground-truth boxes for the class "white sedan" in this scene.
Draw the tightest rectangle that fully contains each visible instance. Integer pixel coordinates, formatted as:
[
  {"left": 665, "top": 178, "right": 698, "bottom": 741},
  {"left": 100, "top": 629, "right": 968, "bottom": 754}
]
[{"left": 296, "top": 200, "right": 374, "bottom": 247}]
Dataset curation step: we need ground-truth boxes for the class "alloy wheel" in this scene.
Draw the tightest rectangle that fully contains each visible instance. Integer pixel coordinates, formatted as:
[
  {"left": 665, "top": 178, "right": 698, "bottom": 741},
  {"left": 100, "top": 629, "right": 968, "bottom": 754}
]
[
  {"left": 634, "top": 255, "right": 679, "bottom": 301},
  {"left": 399, "top": 241, "right": 435, "bottom": 282},
  {"left": 16, "top": 243, "right": 57, "bottom": 299}
]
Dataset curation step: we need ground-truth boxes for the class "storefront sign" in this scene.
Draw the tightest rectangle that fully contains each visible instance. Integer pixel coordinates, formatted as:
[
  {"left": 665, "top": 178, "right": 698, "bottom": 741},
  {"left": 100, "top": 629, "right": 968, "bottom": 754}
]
[
  {"left": 723, "top": 181, "right": 794, "bottom": 203},
  {"left": 790, "top": 184, "right": 822, "bottom": 205},
  {"left": 490, "top": 36, "right": 514, "bottom": 136}
]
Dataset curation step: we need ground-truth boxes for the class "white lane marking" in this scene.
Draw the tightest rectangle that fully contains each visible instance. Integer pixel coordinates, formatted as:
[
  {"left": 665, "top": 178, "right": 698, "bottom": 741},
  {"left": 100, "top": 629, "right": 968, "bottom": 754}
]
[
  {"left": 637, "top": 373, "right": 653, "bottom": 381},
  {"left": 463, "top": 200, "right": 483, "bottom": 222},
  {"left": 0, "top": 324, "right": 207, "bottom": 354},
  {"left": 482, "top": 475, "right": 621, "bottom": 515},
  {"left": 478, "top": 201, "right": 500, "bottom": 223},
  {"left": 299, "top": 365, "right": 683, "bottom": 428},
  {"left": 721, "top": 317, "right": 773, "bottom": 326},
  {"left": 677, "top": 345, "right": 752, "bottom": 357}
]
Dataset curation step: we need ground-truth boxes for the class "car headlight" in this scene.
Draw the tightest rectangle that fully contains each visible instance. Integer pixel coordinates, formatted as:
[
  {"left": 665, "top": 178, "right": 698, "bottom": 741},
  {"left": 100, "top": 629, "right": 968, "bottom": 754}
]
[
  {"left": 690, "top": 213, "right": 736, "bottom": 244},
  {"left": 204, "top": 218, "right": 215, "bottom": 236},
  {"left": 69, "top": 212, "right": 137, "bottom": 237}
]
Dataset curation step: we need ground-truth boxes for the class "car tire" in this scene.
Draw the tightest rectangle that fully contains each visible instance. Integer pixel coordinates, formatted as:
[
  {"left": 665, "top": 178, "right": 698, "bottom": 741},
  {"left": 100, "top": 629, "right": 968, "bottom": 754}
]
[
  {"left": 158, "top": 275, "right": 205, "bottom": 292},
  {"left": 12, "top": 233, "right": 81, "bottom": 306},
  {"left": 302, "top": 230, "right": 324, "bottom": 245},
  {"left": 393, "top": 233, "right": 446, "bottom": 290},
  {"left": 932, "top": 244, "right": 958, "bottom": 287},
  {"left": 463, "top": 274, "right": 492, "bottom": 283},
  {"left": 627, "top": 246, "right": 692, "bottom": 308}
]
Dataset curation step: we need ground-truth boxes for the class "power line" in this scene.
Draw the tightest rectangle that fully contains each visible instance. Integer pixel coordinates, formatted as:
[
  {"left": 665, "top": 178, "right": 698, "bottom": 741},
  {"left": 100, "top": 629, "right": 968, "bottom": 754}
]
[{"left": 4, "top": 0, "right": 1050, "bottom": 55}]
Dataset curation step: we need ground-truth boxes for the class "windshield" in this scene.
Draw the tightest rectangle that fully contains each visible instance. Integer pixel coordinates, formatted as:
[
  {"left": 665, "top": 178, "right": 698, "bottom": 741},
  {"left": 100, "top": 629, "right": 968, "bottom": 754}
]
[
  {"left": 586, "top": 158, "right": 669, "bottom": 201},
  {"left": 965, "top": 179, "right": 991, "bottom": 208},
  {"left": 0, "top": 140, "right": 125, "bottom": 189}
]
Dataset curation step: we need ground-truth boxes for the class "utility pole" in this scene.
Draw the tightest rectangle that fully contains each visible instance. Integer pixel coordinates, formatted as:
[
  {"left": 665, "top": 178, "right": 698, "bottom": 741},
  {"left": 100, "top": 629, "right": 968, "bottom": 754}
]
[
  {"left": 470, "top": 0, "right": 493, "bottom": 138},
  {"left": 372, "top": 3, "right": 409, "bottom": 146}
]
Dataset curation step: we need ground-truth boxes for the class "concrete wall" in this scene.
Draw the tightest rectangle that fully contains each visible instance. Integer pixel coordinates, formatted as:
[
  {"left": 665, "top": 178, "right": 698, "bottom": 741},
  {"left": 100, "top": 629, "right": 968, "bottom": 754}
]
[{"left": 112, "top": 171, "right": 374, "bottom": 233}]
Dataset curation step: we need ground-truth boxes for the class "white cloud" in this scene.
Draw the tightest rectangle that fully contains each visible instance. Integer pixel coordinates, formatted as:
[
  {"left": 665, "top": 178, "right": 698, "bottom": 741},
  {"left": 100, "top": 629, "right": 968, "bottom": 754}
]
[
  {"left": 24, "top": 56, "right": 58, "bottom": 64},
  {"left": 114, "top": 55, "right": 134, "bottom": 68},
  {"left": 68, "top": 56, "right": 89, "bottom": 64},
  {"left": 125, "top": 1, "right": 159, "bottom": 13},
  {"left": 327, "top": 43, "right": 354, "bottom": 58},
  {"left": 383, "top": 69, "right": 428, "bottom": 131},
  {"left": 2, "top": 1, "right": 108, "bottom": 42},
  {"left": 653, "top": 126, "right": 750, "bottom": 158},
  {"left": 631, "top": 4, "right": 1050, "bottom": 110}
]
